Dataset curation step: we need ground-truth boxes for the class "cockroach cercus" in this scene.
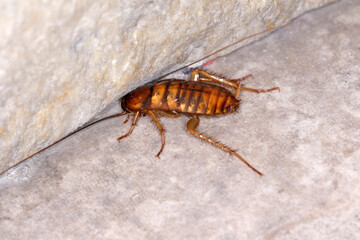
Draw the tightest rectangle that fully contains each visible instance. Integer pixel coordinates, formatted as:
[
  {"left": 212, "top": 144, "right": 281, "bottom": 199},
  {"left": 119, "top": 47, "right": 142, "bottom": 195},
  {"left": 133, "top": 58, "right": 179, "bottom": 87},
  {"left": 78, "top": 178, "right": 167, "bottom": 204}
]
[{"left": 0, "top": 22, "right": 292, "bottom": 177}]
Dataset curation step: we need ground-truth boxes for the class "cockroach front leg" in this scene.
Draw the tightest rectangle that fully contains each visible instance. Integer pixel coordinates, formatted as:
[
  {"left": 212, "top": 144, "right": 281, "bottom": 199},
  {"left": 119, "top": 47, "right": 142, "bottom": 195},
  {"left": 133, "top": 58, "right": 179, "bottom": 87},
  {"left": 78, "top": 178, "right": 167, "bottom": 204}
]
[
  {"left": 186, "top": 115, "right": 263, "bottom": 176},
  {"left": 117, "top": 111, "right": 140, "bottom": 141}
]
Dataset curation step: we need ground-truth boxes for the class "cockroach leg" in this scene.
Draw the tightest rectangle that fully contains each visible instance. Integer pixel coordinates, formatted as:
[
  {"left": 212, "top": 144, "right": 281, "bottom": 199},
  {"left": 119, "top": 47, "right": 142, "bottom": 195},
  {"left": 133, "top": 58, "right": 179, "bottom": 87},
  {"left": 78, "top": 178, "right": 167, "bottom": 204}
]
[
  {"left": 230, "top": 74, "right": 255, "bottom": 97},
  {"left": 191, "top": 69, "right": 236, "bottom": 86},
  {"left": 123, "top": 114, "right": 130, "bottom": 124},
  {"left": 240, "top": 86, "right": 280, "bottom": 94},
  {"left": 191, "top": 69, "right": 243, "bottom": 92},
  {"left": 186, "top": 115, "right": 263, "bottom": 176},
  {"left": 228, "top": 74, "right": 254, "bottom": 83},
  {"left": 158, "top": 111, "right": 180, "bottom": 118},
  {"left": 197, "top": 74, "right": 254, "bottom": 98},
  {"left": 148, "top": 110, "right": 166, "bottom": 158},
  {"left": 117, "top": 111, "right": 140, "bottom": 142}
]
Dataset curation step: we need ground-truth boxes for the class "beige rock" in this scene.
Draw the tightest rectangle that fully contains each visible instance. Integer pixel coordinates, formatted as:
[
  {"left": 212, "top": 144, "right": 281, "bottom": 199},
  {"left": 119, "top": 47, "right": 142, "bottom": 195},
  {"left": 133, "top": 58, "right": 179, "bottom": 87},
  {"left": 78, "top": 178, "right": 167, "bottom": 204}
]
[
  {"left": 0, "top": 0, "right": 336, "bottom": 172},
  {"left": 2, "top": 0, "right": 360, "bottom": 239}
]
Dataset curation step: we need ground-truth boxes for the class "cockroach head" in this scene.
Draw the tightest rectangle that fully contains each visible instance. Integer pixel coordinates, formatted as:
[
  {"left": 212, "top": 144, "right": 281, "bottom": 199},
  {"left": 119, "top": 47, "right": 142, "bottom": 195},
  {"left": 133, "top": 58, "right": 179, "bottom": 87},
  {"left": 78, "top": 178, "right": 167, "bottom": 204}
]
[{"left": 120, "top": 96, "right": 131, "bottom": 112}]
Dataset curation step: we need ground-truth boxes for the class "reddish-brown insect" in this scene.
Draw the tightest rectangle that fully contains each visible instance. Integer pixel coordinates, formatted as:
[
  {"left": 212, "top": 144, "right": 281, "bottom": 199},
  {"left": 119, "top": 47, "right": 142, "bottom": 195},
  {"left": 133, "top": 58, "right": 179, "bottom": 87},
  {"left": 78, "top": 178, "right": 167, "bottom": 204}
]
[
  {"left": 119, "top": 69, "right": 279, "bottom": 176},
  {"left": 0, "top": 23, "right": 291, "bottom": 177}
]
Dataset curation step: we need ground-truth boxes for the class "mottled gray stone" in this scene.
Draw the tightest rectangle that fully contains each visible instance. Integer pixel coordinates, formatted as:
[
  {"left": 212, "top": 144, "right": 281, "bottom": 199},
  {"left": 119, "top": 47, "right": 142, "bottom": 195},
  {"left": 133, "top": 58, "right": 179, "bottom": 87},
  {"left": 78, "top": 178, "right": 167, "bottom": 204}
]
[{"left": 0, "top": 0, "right": 336, "bottom": 172}]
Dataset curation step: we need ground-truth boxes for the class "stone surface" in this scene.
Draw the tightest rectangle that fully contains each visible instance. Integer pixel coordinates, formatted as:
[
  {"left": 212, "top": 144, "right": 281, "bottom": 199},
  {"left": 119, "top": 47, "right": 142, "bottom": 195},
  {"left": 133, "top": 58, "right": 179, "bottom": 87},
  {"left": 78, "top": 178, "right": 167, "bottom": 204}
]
[
  {"left": 2, "top": 0, "right": 360, "bottom": 239},
  {"left": 0, "top": 0, "right": 336, "bottom": 172}
]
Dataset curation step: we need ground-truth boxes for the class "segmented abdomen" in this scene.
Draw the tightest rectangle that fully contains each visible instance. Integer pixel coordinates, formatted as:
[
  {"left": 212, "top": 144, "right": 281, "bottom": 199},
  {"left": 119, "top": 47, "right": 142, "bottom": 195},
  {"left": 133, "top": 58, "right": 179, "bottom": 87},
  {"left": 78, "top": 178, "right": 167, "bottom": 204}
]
[{"left": 122, "top": 79, "right": 240, "bottom": 115}]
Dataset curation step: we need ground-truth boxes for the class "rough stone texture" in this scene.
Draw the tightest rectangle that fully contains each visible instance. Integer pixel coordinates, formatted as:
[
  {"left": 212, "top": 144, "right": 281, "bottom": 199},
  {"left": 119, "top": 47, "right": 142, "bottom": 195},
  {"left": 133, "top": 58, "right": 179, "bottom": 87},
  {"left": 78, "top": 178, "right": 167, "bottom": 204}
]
[
  {"left": 2, "top": 0, "right": 360, "bottom": 239},
  {"left": 0, "top": 0, "right": 336, "bottom": 172}
]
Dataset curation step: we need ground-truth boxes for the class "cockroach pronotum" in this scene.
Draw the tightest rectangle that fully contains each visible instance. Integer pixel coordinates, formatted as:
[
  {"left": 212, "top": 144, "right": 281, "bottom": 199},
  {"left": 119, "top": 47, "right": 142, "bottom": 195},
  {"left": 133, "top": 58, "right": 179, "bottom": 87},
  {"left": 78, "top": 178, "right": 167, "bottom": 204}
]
[{"left": 0, "top": 22, "right": 292, "bottom": 177}]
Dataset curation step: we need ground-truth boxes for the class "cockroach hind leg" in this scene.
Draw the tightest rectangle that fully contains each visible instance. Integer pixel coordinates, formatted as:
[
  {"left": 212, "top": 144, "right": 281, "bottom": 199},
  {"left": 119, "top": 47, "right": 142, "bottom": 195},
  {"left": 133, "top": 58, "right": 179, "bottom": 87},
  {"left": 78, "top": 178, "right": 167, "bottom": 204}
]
[
  {"left": 225, "top": 74, "right": 254, "bottom": 98},
  {"left": 228, "top": 74, "right": 254, "bottom": 83},
  {"left": 240, "top": 86, "right": 280, "bottom": 94},
  {"left": 186, "top": 115, "right": 263, "bottom": 176},
  {"left": 191, "top": 69, "right": 245, "bottom": 92}
]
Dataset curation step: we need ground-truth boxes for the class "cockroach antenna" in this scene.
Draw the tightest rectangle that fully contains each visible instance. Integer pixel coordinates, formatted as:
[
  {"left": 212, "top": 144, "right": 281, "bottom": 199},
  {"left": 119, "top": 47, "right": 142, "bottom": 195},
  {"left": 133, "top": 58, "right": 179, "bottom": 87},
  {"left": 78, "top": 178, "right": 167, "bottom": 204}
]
[{"left": 0, "top": 112, "right": 127, "bottom": 176}]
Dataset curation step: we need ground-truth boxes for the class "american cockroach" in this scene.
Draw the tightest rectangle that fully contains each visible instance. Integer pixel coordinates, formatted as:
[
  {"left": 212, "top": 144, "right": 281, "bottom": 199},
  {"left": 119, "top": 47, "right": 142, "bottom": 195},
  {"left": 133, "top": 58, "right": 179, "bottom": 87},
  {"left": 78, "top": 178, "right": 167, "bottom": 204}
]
[
  {"left": 0, "top": 22, "right": 291, "bottom": 177},
  {"left": 119, "top": 69, "right": 279, "bottom": 176}
]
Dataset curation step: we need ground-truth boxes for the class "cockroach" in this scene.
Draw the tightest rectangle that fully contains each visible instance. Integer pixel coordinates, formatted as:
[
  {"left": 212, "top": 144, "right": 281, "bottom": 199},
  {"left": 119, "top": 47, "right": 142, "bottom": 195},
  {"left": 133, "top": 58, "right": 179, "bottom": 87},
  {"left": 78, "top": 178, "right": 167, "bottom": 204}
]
[
  {"left": 0, "top": 22, "right": 291, "bottom": 177},
  {"left": 119, "top": 69, "right": 279, "bottom": 176}
]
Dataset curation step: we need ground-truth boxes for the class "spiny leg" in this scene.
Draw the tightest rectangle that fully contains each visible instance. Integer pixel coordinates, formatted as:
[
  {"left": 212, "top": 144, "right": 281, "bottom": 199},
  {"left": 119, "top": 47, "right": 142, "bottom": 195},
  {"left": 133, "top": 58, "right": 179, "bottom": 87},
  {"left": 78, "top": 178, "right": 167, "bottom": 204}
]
[
  {"left": 148, "top": 111, "right": 166, "bottom": 158},
  {"left": 123, "top": 113, "right": 131, "bottom": 124},
  {"left": 229, "top": 74, "right": 254, "bottom": 97},
  {"left": 227, "top": 74, "right": 254, "bottom": 83},
  {"left": 200, "top": 75, "right": 280, "bottom": 97},
  {"left": 186, "top": 115, "right": 263, "bottom": 176},
  {"left": 154, "top": 111, "right": 180, "bottom": 118},
  {"left": 198, "top": 74, "right": 253, "bottom": 85},
  {"left": 191, "top": 69, "right": 239, "bottom": 90},
  {"left": 117, "top": 111, "right": 140, "bottom": 141},
  {"left": 239, "top": 86, "right": 280, "bottom": 94},
  {"left": 226, "top": 74, "right": 280, "bottom": 97},
  {"left": 191, "top": 69, "right": 279, "bottom": 98},
  {"left": 191, "top": 69, "right": 253, "bottom": 97}
]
